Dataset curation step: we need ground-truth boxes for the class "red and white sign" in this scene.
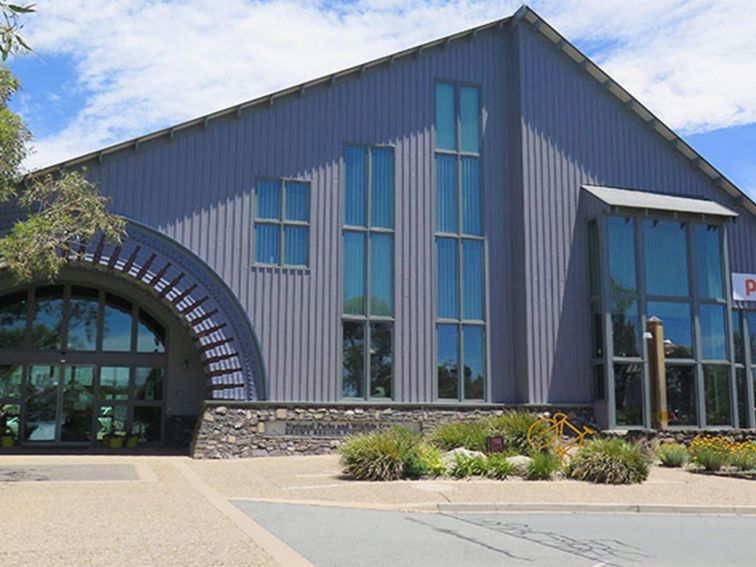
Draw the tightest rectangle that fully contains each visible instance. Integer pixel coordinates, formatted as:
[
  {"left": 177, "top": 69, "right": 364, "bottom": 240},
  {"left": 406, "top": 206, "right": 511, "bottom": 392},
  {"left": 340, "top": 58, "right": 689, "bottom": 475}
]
[{"left": 732, "top": 273, "right": 756, "bottom": 301}]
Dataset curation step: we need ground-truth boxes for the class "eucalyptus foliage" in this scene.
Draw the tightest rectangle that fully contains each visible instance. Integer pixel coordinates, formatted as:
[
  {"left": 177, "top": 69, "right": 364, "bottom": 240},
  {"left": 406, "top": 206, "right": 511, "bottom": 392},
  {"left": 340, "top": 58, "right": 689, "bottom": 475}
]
[{"left": 0, "top": 4, "right": 125, "bottom": 281}]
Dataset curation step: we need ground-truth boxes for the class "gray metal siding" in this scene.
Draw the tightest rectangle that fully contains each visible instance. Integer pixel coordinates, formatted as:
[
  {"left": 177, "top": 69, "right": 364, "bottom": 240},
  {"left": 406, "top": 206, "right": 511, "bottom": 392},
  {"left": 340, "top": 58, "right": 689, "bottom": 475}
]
[
  {"left": 516, "top": 23, "right": 756, "bottom": 404},
  {"left": 87, "top": 30, "right": 516, "bottom": 402}
]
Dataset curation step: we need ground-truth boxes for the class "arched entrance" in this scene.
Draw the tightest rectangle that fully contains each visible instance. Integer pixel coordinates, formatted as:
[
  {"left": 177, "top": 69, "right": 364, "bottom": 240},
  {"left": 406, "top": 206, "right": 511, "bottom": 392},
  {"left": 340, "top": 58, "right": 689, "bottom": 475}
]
[{"left": 0, "top": 220, "right": 267, "bottom": 447}]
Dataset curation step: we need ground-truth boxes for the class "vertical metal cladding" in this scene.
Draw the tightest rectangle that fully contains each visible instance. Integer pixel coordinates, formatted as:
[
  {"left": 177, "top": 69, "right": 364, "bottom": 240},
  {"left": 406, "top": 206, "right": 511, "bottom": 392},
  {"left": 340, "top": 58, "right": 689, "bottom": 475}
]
[
  {"left": 86, "top": 31, "right": 514, "bottom": 403},
  {"left": 516, "top": 23, "right": 755, "bottom": 404}
]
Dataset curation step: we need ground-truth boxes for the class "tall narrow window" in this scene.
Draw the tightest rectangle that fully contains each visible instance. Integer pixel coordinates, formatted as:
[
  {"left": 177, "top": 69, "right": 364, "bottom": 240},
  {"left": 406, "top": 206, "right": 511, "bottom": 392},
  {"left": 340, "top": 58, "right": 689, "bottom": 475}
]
[
  {"left": 254, "top": 179, "right": 310, "bottom": 267},
  {"left": 434, "top": 81, "right": 485, "bottom": 400},
  {"left": 341, "top": 145, "right": 394, "bottom": 399}
]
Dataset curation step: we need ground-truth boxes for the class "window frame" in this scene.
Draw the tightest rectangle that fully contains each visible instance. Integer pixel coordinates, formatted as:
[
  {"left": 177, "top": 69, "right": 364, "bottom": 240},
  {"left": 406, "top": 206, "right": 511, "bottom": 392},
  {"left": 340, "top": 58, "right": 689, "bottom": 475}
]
[
  {"left": 252, "top": 177, "right": 312, "bottom": 268},
  {"left": 339, "top": 143, "right": 396, "bottom": 401}
]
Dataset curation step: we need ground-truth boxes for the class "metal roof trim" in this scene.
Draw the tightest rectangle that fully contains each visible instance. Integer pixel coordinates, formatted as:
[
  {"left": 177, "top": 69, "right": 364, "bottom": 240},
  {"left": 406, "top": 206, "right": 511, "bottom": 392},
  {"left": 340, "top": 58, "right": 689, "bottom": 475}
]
[{"left": 582, "top": 184, "right": 739, "bottom": 218}]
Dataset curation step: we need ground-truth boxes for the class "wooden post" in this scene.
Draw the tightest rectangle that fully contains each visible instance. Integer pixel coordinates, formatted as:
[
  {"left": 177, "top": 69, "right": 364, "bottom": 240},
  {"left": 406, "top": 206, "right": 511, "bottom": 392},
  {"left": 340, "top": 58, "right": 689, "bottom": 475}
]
[{"left": 646, "top": 316, "right": 668, "bottom": 430}]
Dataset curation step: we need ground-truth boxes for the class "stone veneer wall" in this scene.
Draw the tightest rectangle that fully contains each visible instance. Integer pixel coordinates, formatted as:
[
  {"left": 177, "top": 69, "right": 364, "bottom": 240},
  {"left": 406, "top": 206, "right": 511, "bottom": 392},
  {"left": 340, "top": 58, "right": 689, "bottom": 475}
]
[
  {"left": 604, "top": 429, "right": 756, "bottom": 445},
  {"left": 191, "top": 402, "right": 595, "bottom": 459}
]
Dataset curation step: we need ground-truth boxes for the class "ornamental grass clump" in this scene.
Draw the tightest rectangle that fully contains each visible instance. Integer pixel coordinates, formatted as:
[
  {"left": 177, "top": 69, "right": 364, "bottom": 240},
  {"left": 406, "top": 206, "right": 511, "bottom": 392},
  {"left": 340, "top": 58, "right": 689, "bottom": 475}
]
[
  {"left": 729, "top": 442, "right": 756, "bottom": 472},
  {"left": 450, "top": 454, "right": 489, "bottom": 478},
  {"left": 567, "top": 439, "right": 649, "bottom": 484},
  {"left": 688, "top": 436, "right": 731, "bottom": 472},
  {"left": 486, "top": 454, "right": 515, "bottom": 479},
  {"left": 340, "top": 426, "right": 430, "bottom": 481},
  {"left": 524, "top": 451, "right": 561, "bottom": 480},
  {"left": 657, "top": 443, "right": 688, "bottom": 468},
  {"left": 427, "top": 421, "right": 489, "bottom": 452}
]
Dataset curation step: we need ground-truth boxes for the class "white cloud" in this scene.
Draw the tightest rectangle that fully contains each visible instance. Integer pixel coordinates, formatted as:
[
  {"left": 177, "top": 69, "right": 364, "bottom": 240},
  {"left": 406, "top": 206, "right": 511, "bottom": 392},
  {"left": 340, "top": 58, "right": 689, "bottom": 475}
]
[{"left": 17, "top": 0, "right": 756, "bottom": 171}]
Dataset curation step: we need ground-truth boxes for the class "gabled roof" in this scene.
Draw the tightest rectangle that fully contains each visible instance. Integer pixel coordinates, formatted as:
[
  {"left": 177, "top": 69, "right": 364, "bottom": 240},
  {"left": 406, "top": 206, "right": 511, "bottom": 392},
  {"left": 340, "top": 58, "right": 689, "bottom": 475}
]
[
  {"left": 27, "top": 5, "right": 755, "bottom": 218},
  {"left": 582, "top": 185, "right": 738, "bottom": 218}
]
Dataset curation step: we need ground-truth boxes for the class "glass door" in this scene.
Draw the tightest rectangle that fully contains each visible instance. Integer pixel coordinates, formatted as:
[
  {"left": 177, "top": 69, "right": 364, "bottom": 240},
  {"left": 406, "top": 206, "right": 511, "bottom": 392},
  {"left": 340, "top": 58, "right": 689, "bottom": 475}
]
[
  {"left": 24, "top": 365, "right": 59, "bottom": 442},
  {"left": 60, "top": 365, "right": 95, "bottom": 442}
]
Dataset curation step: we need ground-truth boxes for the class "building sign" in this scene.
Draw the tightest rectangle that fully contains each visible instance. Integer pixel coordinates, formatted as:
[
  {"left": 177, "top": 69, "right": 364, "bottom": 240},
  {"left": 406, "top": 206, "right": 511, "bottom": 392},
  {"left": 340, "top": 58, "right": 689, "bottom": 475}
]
[
  {"left": 732, "top": 273, "right": 756, "bottom": 302},
  {"left": 264, "top": 420, "right": 421, "bottom": 437}
]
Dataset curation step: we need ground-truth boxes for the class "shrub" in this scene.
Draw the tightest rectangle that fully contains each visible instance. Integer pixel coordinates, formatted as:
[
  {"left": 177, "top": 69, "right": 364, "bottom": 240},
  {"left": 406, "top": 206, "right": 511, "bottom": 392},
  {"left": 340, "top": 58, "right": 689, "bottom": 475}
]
[
  {"left": 487, "top": 411, "right": 554, "bottom": 455},
  {"left": 340, "top": 426, "right": 424, "bottom": 481},
  {"left": 450, "top": 454, "right": 488, "bottom": 478},
  {"left": 688, "top": 436, "right": 731, "bottom": 472},
  {"left": 486, "top": 454, "right": 515, "bottom": 479},
  {"left": 428, "top": 421, "right": 489, "bottom": 453},
  {"left": 658, "top": 444, "right": 688, "bottom": 468},
  {"left": 405, "top": 443, "right": 446, "bottom": 478},
  {"left": 567, "top": 439, "right": 649, "bottom": 484},
  {"left": 729, "top": 443, "right": 756, "bottom": 472},
  {"left": 524, "top": 451, "right": 561, "bottom": 480}
]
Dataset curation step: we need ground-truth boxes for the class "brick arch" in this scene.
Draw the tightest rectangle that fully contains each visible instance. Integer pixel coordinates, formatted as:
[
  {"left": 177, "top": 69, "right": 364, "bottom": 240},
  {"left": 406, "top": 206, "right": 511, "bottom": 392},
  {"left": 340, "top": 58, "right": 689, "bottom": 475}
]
[{"left": 54, "top": 220, "right": 266, "bottom": 400}]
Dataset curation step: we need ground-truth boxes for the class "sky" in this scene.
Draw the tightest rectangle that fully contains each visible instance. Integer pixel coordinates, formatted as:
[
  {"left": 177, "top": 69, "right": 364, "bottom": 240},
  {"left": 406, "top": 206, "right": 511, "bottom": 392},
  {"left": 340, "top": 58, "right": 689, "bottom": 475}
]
[{"left": 7, "top": 0, "right": 756, "bottom": 199}]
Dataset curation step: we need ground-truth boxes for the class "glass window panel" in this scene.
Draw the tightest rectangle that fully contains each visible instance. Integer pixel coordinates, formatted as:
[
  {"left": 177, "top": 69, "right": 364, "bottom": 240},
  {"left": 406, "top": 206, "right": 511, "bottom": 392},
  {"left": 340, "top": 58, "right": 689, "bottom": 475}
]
[
  {"left": 370, "top": 147, "right": 394, "bottom": 229},
  {"left": 435, "top": 83, "right": 455, "bottom": 150},
  {"left": 344, "top": 145, "right": 367, "bottom": 226},
  {"left": 61, "top": 366, "right": 95, "bottom": 442},
  {"left": 694, "top": 225, "right": 723, "bottom": 299},
  {"left": 284, "top": 226, "right": 309, "bottom": 266},
  {"left": 343, "top": 232, "right": 365, "bottom": 315},
  {"left": 643, "top": 220, "right": 689, "bottom": 297},
  {"left": 25, "top": 365, "right": 59, "bottom": 441},
  {"left": 732, "top": 312, "right": 745, "bottom": 364},
  {"left": 462, "top": 239, "right": 483, "bottom": 320},
  {"left": 704, "top": 366, "right": 731, "bottom": 426},
  {"left": 256, "top": 179, "right": 281, "bottom": 219},
  {"left": 736, "top": 368, "right": 748, "bottom": 428},
  {"left": 100, "top": 367, "right": 130, "bottom": 400},
  {"left": 370, "top": 234, "right": 393, "bottom": 316},
  {"left": 437, "top": 324, "right": 459, "bottom": 399},
  {"left": 137, "top": 309, "right": 166, "bottom": 353},
  {"left": 593, "top": 365, "right": 605, "bottom": 400},
  {"left": 96, "top": 405, "right": 128, "bottom": 440},
  {"left": 135, "top": 368, "right": 165, "bottom": 401},
  {"left": 341, "top": 321, "right": 364, "bottom": 398},
  {"left": 699, "top": 304, "right": 727, "bottom": 360},
  {"left": 647, "top": 301, "right": 693, "bottom": 359},
  {"left": 436, "top": 155, "right": 457, "bottom": 233},
  {"left": 103, "top": 294, "right": 133, "bottom": 351},
  {"left": 0, "top": 291, "right": 27, "bottom": 348},
  {"left": 0, "top": 403, "right": 20, "bottom": 440},
  {"left": 461, "top": 157, "right": 481, "bottom": 235},
  {"left": 614, "top": 363, "right": 643, "bottom": 426},
  {"left": 284, "top": 181, "right": 309, "bottom": 221},
  {"left": 459, "top": 86, "right": 480, "bottom": 153},
  {"left": 370, "top": 322, "right": 392, "bottom": 399},
  {"left": 747, "top": 311, "right": 756, "bottom": 363},
  {"left": 611, "top": 298, "right": 640, "bottom": 357},
  {"left": 0, "top": 364, "right": 22, "bottom": 398},
  {"left": 666, "top": 365, "right": 697, "bottom": 426},
  {"left": 463, "top": 326, "right": 485, "bottom": 399},
  {"left": 133, "top": 406, "right": 162, "bottom": 443},
  {"left": 67, "top": 286, "right": 98, "bottom": 351},
  {"left": 255, "top": 223, "right": 280, "bottom": 264},
  {"left": 31, "top": 285, "right": 64, "bottom": 350},
  {"left": 607, "top": 217, "right": 636, "bottom": 294},
  {"left": 591, "top": 299, "right": 603, "bottom": 358},
  {"left": 437, "top": 238, "right": 458, "bottom": 319},
  {"left": 587, "top": 221, "right": 600, "bottom": 296}
]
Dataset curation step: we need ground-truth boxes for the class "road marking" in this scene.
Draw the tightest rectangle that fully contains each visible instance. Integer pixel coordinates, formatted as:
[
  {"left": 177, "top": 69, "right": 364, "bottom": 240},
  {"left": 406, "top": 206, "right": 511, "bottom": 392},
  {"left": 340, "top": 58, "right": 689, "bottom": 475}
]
[{"left": 173, "top": 459, "right": 315, "bottom": 567}]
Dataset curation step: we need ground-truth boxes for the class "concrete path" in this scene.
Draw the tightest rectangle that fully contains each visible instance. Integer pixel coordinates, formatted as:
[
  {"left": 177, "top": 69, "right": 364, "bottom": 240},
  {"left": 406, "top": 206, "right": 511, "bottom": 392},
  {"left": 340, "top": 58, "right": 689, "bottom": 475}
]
[
  {"left": 234, "top": 502, "right": 756, "bottom": 567},
  {"left": 188, "top": 454, "right": 756, "bottom": 512}
]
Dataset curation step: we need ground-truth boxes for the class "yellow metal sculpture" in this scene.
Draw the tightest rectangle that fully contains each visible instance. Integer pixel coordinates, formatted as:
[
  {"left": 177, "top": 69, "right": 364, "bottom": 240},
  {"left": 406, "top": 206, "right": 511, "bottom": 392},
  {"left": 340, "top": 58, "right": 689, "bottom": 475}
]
[{"left": 527, "top": 412, "right": 594, "bottom": 459}]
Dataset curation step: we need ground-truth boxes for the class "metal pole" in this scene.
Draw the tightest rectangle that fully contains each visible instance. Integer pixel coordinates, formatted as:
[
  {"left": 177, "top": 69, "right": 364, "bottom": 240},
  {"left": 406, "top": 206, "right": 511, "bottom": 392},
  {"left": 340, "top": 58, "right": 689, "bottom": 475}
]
[{"left": 646, "top": 316, "right": 668, "bottom": 430}]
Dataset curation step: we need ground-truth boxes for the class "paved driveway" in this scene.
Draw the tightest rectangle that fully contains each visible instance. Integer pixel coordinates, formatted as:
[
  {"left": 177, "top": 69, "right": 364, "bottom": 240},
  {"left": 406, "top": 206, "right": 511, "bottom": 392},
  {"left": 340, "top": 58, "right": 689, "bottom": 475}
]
[{"left": 234, "top": 501, "right": 756, "bottom": 567}]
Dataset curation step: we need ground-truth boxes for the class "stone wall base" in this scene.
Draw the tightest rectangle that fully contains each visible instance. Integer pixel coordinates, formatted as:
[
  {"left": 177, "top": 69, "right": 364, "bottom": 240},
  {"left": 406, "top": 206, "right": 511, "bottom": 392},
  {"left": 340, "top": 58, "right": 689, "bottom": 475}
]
[
  {"left": 190, "top": 402, "right": 595, "bottom": 459},
  {"left": 603, "top": 429, "right": 756, "bottom": 445}
]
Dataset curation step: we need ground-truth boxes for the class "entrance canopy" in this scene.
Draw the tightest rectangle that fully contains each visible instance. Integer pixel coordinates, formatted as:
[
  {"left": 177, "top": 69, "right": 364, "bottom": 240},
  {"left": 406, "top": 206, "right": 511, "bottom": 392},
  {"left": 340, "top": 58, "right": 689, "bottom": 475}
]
[{"left": 582, "top": 185, "right": 738, "bottom": 218}]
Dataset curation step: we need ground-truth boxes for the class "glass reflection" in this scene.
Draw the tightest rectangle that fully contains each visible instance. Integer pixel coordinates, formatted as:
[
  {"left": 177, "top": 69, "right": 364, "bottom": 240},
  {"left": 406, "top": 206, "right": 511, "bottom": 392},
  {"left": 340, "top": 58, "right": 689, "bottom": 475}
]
[
  {"left": 0, "top": 364, "right": 22, "bottom": 398},
  {"left": 103, "top": 294, "right": 132, "bottom": 351},
  {"left": 611, "top": 297, "right": 639, "bottom": 357},
  {"left": 135, "top": 368, "right": 164, "bottom": 401},
  {"left": 694, "top": 225, "right": 723, "bottom": 299},
  {"left": 643, "top": 220, "right": 689, "bottom": 297},
  {"left": 699, "top": 304, "right": 727, "bottom": 360},
  {"left": 369, "top": 323, "right": 392, "bottom": 398},
  {"left": 0, "top": 291, "right": 27, "bottom": 348},
  {"left": 343, "top": 232, "right": 365, "bottom": 315},
  {"left": 704, "top": 366, "right": 731, "bottom": 426},
  {"left": 463, "top": 326, "right": 485, "bottom": 400},
  {"left": 437, "top": 324, "right": 458, "bottom": 399},
  {"left": 100, "top": 367, "right": 130, "bottom": 400},
  {"left": 341, "top": 321, "right": 364, "bottom": 398},
  {"left": 614, "top": 363, "right": 643, "bottom": 426},
  {"left": 0, "top": 403, "right": 20, "bottom": 440},
  {"left": 61, "top": 366, "right": 94, "bottom": 442},
  {"left": 25, "top": 365, "right": 59, "bottom": 441},
  {"left": 31, "top": 286, "right": 64, "bottom": 349},
  {"left": 607, "top": 217, "right": 636, "bottom": 294},
  {"left": 67, "top": 286, "right": 99, "bottom": 351},
  {"left": 97, "top": 405, "right": 128, "bottom": 439},
  {"left": 736, "top": 369, "right": 748, "bottom": 428},
  {"left": 666, "top": 365, "right": 697, "bottom": 426},
  {"left": 137, "top": 309, "right": 166, "bottom": 353},
  {"left": 370, "top": 234, "right": 393, "bottom": 316},
  {"left": 647, "top": 301, "right": 693, "bottom": 359},
  {"left": 133, "top": 406, "right": 162, "bottom": 443}
]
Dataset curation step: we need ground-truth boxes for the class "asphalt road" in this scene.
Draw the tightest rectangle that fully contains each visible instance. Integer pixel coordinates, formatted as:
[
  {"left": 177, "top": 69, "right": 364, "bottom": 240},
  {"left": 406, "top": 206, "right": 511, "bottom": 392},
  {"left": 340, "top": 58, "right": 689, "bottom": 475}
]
[{"left": 234, "top": 501, "right": 756, "bottom": 566}]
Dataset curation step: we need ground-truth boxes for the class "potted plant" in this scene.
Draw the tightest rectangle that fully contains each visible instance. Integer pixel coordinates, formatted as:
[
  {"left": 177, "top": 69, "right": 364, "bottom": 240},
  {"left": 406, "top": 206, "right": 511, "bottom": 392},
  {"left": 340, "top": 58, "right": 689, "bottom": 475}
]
[
  {"left": 103, "top": 430, "right": 125, "bottom": 449},
  {"left": 125, "top": 430, "right": 140, "bottom": 449},
  {"left": 0, "top": 414, "right": 14, "bottom": 448}
]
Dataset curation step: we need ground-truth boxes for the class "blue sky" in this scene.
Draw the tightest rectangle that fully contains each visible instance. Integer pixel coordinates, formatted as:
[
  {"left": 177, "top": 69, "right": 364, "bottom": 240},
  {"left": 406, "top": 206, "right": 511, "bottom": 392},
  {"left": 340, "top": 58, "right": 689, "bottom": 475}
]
[{"left": 7, "top": 1, "right": 756, "bottom": 199}]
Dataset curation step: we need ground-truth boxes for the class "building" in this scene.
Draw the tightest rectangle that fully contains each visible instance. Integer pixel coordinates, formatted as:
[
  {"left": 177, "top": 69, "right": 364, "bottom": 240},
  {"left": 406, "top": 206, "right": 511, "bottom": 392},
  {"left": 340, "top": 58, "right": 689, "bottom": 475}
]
[{"left": 1, "top": 6, "right": 754, "bottom": 453}]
